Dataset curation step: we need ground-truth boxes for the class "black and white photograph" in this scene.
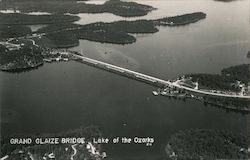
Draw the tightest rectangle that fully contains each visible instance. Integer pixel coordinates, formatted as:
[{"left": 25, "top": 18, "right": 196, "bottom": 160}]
[{"left": 0, "top": 0, "right": 250, "bottom": 159}]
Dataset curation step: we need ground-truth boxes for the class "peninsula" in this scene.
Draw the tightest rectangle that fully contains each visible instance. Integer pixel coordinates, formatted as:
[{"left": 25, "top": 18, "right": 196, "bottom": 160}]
[
  {"left": 1, "top": 126, "right": 106, "bottom": 160},
  {"left": 0, "top": 44, "right": 43, "bottom": 71},
  {"left": 0, "top": 0, "right": 155, "bottom": 17},
  {"left": 165, "top": 129, "right": 250, "bottom": 160},
  {"left": 0, "top": 13, "right": 80, "bottom": 25},
  {"left": 0, "top": 12, "right": 207, "bottom": 72},
  {"left": 32, "top": 12, "right": 206, "bottom": 47},
  {"left": 0, "top": 25, "right": 32, "bottom": 39},
  {"left": 157, "top": 64, "right": 250, "bottom": 112}
]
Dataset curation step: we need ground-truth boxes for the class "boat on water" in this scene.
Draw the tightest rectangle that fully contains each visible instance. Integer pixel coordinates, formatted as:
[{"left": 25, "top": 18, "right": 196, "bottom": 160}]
[{"left": 152, "top": 91, "right": 159, "bottom": 96}]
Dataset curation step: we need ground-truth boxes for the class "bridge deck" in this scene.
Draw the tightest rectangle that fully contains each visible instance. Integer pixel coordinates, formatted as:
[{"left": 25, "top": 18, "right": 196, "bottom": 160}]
[{"left": 73, "top": 53, "right": 250, "bottom": 99}]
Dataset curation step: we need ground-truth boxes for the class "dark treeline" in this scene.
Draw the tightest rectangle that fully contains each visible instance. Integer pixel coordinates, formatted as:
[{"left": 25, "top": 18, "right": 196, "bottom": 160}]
[
  {"left": 0, "top": 11, "right": 206, "bottom": 46},
  {"left": 35, "top": 23, "right": 81, "bottom": 33},
  {"left": 187, "top": 64, "right": 250, "bottom": 91},
  {"left": 35, "top": 31, "right": 80, "bottom": 48},
  {"left": 33, "top": 20, "right": 157, "bottom": 46},
  {"left": 75, "top": 20, "right": 158, "bottom": 44},
  {"left": 221, "top": 64, "right": 250, "bottom": 85},
  {"left": 0, "top": 13, "right": 80, "bottom": 25},
  {"left": 0, "top": 25, "right": 32, "bottom": 39},
  {"left": 0, "top": 12, "right": 206, "bottom": 72},
  {"left": 203, "top": 96, "right": 250, "bottom": 111},
  {"left": 1, "top": 126, "right": 102, "bottom": 158},
  {"left": 166, "top": 129, "right": 250, "bottom": 160},
  {"left": 156, "top": 12, "right": 206, "bottom": 26},
  {"left": 31, "top": 12, "right": 205, "bottom": 47},
  {"left": 188, "top": 73, "right": 240, "bottom": 91},
  {"left": 0, "top": 44, "right": 43, "bottom": 70},
  {"left": 0, "top": 0, "right": 154, "bottom": 17}
]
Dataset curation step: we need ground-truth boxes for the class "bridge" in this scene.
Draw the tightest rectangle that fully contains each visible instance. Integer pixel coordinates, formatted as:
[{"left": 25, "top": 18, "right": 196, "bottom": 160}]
[{"left": 72, "top": 53, "right": 250, "bottom": 99}]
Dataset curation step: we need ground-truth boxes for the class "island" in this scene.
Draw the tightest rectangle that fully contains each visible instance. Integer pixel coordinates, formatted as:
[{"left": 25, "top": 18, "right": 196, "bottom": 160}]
[
  {"left": 247, "top": 51, "right": 250, "bottom": 58},
  {"left": 1, "top": 126, "right": 106, "bottom": 160},
  {"left": 165, "top": 129, "right": 250, "bottom": 160}
]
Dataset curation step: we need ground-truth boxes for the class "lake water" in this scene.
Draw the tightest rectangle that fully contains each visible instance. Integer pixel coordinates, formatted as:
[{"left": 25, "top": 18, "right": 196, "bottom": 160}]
[
  {"left": 1, "top": 0, "right": 250, "bottom": 159},
  {"left": 80, "top": 0, "right": 107, "bottom": 5}
]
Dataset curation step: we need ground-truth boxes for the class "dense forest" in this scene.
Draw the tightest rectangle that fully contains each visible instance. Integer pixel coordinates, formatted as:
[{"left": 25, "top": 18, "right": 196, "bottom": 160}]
[
  {"left": 221, "top": 64, "right": 250, "bottom": 85},
  {"left": 0, "top": 25, "right": 31, "bottom": 39},
  {"left": 187, "top": 64, "right": 250, "bottom": 91},
  {"left": 0, "top": 12, "right": 206, "bottom": 71},
  {"left": 188, "top": 73, "right": 240, "bottom": 91},
  {"left": 0, "top": 13, "right": 80, "bottom": 25},
  {"left": 0, "top": 44, "right": 43, "bottom": 71},
  {"left": 156, "top": 12, "right": 206, "bottom": 26},
  {"left": 1, "top": 126, "right": 102, "bottom": 160},
  {"left": 31, "top": 12, "right": 205, "bottom": 46},
  {"left": 166, "top": 129, "right": 250, "bottom": 160},
  {"left": 75, "top": 20, "right": 157, "bottom": 44},
  {"left": 31, "top": 21, "right": 154, "bottom": 46},
  {"left": 35, "top": 23, "right": 81, "bottom": 34},
  {"left": 35, "top": 31, "right": 80, "bottom": 48},
  {"left": 0, "top": 0, "right": 154, "bottom": 17}
]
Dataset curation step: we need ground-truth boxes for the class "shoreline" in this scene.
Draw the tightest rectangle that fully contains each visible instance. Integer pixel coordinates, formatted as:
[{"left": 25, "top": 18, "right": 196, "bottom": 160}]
[
  {"left": 159, "top": 93, "right": 250, "bottom": 114},
  {"left": 0, "top": 62, "right": 44, "bottom": 72},
  {"left": 0, "top": 0, "right": 155, "bottom": 18}
]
